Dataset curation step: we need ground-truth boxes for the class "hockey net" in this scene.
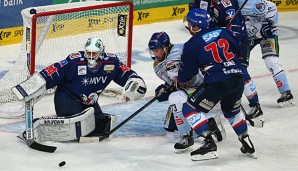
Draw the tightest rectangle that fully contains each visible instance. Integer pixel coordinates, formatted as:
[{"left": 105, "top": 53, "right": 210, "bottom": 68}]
[{"left": 0, "top": 1, "right": 133, "bottom": 117}]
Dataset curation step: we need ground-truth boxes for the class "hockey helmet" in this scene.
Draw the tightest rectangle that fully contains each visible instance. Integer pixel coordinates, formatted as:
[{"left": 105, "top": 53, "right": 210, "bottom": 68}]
[
  {"left": 84, "top": 38, "right": 105, "bottom": 69},
  {"left": 184, "top": 8, "right": 211, "bottom": 33}
]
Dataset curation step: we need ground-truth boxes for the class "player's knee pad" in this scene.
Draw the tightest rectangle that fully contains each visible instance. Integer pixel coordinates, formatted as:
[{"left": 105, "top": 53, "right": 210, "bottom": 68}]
[
  {"left": 260, "top": 36, "right": 279, "bottom": 58},
  {"left": 264, "top": 56, "right": 282, "bottom": 76},
  {"left": 226, "top": 111, "right": 247, "bottom": 136}
]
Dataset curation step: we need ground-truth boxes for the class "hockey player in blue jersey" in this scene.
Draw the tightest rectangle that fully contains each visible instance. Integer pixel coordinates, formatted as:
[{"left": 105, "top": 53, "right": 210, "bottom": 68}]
[
  {"left": 189, "top": 0, "right": 264, "bottom": 127},
  {"left": 239, "top": 0, "right": 294, "bottom": 107},
  {"left": 12, "top": 37, "right": 147, "bottom": 142},
  {"left": 176, "top": 9, "right": 256, "bottom": 161},
  {"left": 148, "top": 31, "right": 226, "bottom": 153}
]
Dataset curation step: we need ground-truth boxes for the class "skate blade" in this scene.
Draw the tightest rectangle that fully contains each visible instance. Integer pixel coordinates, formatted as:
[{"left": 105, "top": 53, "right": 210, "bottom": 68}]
[
  {"left": 175, "top": 147, "right": 193, "bottom": 154},
  {"left": 278, "top": 99, "right": 295, "bottom": 108},
  {"left": 252, "top": 115, "right": 265, "bottom": 128},
  {"left": 245, "top": 152, "right": 257, "bottom": 159},
  {"left": 191, "top": 151, "right": 219, "bottom": 161}
]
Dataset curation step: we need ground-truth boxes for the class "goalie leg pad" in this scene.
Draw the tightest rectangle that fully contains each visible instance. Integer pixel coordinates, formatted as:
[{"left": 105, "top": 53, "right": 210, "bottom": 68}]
[
  {"left": 33, "top": 107, "right": 95, "bottom": 142},
  {"left": 87, "top": 113, "right": 118, "bottom": 138}
]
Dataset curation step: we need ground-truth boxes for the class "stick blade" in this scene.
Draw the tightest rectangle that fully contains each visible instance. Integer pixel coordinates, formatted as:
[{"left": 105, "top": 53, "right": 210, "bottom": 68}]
[{"left": 27, "top": 140, "right": 57, "bottom": 153}]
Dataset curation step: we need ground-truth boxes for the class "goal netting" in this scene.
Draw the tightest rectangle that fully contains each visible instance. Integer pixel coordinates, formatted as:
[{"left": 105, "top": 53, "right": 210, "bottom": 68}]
[{"left": 0, "top": 1, "right": 133, "bottom": 117}]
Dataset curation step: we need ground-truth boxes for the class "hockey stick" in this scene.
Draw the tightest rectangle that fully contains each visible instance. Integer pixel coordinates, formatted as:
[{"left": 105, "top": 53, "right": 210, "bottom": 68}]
[
  {"left": 79, "top": 96, "right": 158, "bottom": 143},
  {"left": 23, "top": 100, "right": 57, "bottom": 153},
  {"left": 227, "top": 0, "right": 249, "bottom": 28},
  {"left": 79, "top": 86, "right": 174, "bottom": 143}
]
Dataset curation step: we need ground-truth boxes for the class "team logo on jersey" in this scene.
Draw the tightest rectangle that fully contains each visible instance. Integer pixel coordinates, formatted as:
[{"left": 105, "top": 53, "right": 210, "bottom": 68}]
[
  {"left": 80, "top": 93, "right": 99, "bottom": 105},
  {"left": 59, "top": 60, "right": 68, "bottom": 67},
  {"left": 166, "top": 61, "right": 176, "bottom": 71},
  {"left": 81, "top": 76, "right": 108, "bottom": 86},
  {"left": 202, "top": 29, "right": 221, "bottom": 43},
  {"left": 78, "top": 66, "right": 87, "bottom": 75},
  {"left": 221, "top": 0, "right": 232, "bottom": 8},
  {"left": 69, "top": 52, "right": 82, "bottom": 59},
  {"left": 104, "top": 65, "right": 115, "bottom": 73},
  {"left": 226, "top": 9, "right": 235, "bottom": 20}
]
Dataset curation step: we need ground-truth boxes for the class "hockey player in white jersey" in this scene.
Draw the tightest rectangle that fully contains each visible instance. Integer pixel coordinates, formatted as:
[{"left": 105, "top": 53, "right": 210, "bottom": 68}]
[
  {"left": 239, "top": 0, "right": 294, "bottom": 107},
  {"left": 148, "top": 32, "right": 226, "bottom": 153}
]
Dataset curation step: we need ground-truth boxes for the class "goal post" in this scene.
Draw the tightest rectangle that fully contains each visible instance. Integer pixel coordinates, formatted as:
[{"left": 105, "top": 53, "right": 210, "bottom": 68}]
[{"left": 0, "top": 1, "right": 134, "bottom": 116}]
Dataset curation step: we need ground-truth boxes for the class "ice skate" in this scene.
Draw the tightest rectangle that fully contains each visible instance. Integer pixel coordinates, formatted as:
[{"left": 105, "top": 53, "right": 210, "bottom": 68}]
[
  {"left": 277, "top": 90, "right": 295, "bottom": 107},
  {"left": 174, "top": 131, "right": 194, "bottom": 154},
  {"left": 238, "top": 134, "right": 257, "bottom": 159},
  {"left": 208, "top": 116, "right": 226, "bottom": 141},
  {"left": 191, "top": 133, "right": 218, "bottom": 161},
  {"left": 246, "top": 103, "right": 264, "bottom": 128}
]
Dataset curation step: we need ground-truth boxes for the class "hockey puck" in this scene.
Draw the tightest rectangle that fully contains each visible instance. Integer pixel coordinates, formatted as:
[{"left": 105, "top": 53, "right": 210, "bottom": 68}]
[{"left": 59, "top": 161, "right": 66, "bottom": 167}]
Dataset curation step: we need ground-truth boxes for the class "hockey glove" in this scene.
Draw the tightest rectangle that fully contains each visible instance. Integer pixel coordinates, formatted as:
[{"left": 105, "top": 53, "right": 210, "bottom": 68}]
[
  {"left": 260, "top": 19, "right": 277, "bottom": 39},
  {"left": 155, "top": 83, "right": 173, "bottom": 102}
]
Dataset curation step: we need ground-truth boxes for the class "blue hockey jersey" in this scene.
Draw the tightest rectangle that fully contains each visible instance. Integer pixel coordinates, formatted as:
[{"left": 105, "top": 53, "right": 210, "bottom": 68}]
[
  {"left": 39, "top": 51, "right": 139, "bottom": 105},
  {"left": 192, "top": 0, "right": 247, "bottom": 43},
  {"left": 178, "top": 27, "right": 243, "bottom": 84}
]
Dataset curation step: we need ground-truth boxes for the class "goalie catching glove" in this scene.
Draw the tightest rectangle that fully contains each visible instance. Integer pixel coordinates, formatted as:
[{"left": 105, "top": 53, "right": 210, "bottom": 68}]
[
  {"left": 122, "top": 76, "right": 147, "bottom": 101},
  {"left": 11, "top": 72, "right": 46, "bottom": 103}
]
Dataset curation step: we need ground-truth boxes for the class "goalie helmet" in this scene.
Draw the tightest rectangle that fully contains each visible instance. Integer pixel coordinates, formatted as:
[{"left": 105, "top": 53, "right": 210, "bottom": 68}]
[
  {"left": 184, "top": 9, "right": 211, "bottom": 34},
  {"left": 148, "top": 32, "right": 172, "bottom": 61},
  {"left": 84, "top": 38, "right": 105, "bottom": 69}
]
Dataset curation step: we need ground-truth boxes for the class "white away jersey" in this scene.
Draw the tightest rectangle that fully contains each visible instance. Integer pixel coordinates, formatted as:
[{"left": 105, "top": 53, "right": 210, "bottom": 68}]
[{"left": 153, "top": 44, "right": 203, "bottom": 86}]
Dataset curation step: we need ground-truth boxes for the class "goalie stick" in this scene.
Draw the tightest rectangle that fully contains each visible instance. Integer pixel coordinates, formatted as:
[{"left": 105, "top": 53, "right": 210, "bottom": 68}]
[
  {"left": 79, "top": 86, "right": 174, "bottom": 143},
  {"left": 22, "top": 100, "right": 57, "bottom": 153},
  {"left": 79, "top": 96, "right": 158, "bottom": 143}
]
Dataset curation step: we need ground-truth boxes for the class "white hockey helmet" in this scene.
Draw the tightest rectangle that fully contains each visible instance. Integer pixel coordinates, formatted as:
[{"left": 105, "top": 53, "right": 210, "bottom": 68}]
[{"left": 84, "top": 38, "right": 105, "bottom": 68}]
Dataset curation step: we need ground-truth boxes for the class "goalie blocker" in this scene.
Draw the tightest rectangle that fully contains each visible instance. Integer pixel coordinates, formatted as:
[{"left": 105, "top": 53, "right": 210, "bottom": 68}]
[{"left": 21, "top": 107, "right": 117, "bottom": 142}]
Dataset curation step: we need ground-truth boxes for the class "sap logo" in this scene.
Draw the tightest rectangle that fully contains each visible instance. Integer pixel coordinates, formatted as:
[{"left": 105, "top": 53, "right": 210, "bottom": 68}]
[
  {"left": 44, "top": 119, "right": 65, "bottom": 124},
  {"left": 188, "top": 113, "right": 201, "bottom": 126},
  {"left": 137, "top": 12, "right": 149, "bottom": 21},
  {"left": 172, "top": 7, "right": 185, "bottom": 16},
  {"left": 202, "top": 30, "right": 221, "bottom": 43},
  {"left": 51, "top": 23, "right": 64, "bottom": 33},
  {"left": 3, "top": 0, "right": 23, "bottom": 6},
  {"left": 0, "top": 31, "right": 11, "bottom": 40}
]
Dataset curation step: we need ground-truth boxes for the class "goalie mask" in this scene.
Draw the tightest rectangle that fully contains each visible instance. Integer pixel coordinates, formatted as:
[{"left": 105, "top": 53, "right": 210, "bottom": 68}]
[
  {"left": 184, "top": 9, "right": 211, "bottom": 35},
  {"left": 148, "top": 32, "right": 172, "bottom": 61},
  {"left": 84, "top": 38, "right": 105, "bottom": 69}
]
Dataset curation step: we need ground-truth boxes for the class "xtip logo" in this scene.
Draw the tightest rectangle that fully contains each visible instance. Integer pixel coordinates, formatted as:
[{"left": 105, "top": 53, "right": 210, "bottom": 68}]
[
  {"left": 137, "top": 11, "right": 149, "bottom": 21},
  {"left": 172, "top": 7, "right": 185, "bottom": 16}
]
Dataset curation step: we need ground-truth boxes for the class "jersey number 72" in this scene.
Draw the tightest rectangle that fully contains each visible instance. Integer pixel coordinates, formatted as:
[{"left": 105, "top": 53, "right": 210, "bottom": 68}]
[{"left": 204, "top": 38, "right": 234, "bottom": 63}]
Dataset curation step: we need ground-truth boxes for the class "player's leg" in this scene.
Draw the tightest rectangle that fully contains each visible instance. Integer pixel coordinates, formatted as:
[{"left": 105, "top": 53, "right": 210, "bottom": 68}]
[
  {"left": 54, "top": 92, "right": 116, "bottom": 137},
  {"left": 260, "top": 36, "right": 294, "bottom": 107},
  {"left": 181, "top": 84, "right": 226, "bottom": 161},
  {"left": 221, "top": 77, "right": 257, "bottom": 158},
  {"left": 240, "top": 38, "right": 264, "bottom": 121},
  {"left": 168, "top": 90, "right": 194, "bottom": 153}
]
